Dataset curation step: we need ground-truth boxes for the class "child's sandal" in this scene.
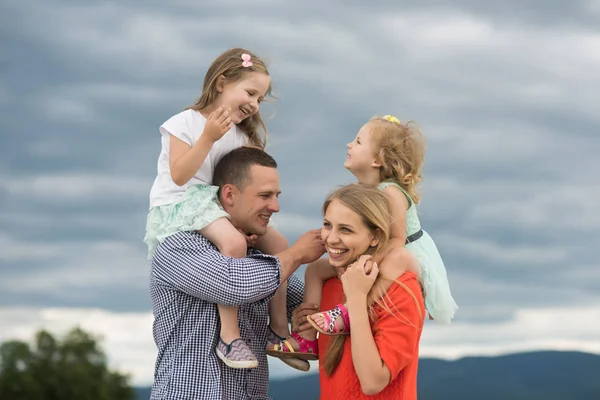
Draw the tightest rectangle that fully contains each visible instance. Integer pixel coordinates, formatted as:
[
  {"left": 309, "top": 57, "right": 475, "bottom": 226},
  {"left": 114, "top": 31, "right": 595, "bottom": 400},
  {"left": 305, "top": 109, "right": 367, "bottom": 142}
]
[
  {"left": 266, "top": 327, "right": 311, "bottom": 371},
  {"left": 265, "top": 332, "right": 318, "bottom": 361},
  {"left": 306, "top": 304, "right": 350, "bottom": 336}
]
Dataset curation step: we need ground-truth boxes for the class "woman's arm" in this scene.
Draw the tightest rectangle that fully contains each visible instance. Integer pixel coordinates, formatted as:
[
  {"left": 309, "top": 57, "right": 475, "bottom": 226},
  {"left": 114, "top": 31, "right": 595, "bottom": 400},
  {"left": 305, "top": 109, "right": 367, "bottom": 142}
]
[
  {"left": 253, "top": 227, "right": 289, "bottom": 254},
  {"left": 346, "top": 295, "right": 391, "bottom": 395},
  {"left": 344, "top": 251, "right": 423, "bottom": 395}
]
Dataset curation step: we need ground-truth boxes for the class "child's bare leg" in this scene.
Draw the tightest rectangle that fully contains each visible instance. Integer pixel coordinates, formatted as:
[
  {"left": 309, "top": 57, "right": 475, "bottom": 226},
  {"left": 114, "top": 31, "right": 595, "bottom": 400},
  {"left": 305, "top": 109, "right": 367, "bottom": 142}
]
[
  {"left": 268, "top": 281, "right": 289, "bottom": 338},
  {"left": 302, "top": 259, "right": 336, "bottom": 339},
  {"left": 199, "top": 218, "right": 247, "bottom": 344},
  {"left": 280, "top": 259, "right": 336, "bottom": 350},
  {"left": 254, "top": 227, "right": 291, "bottom": 339},
  {"left": 310, "top": 276, "right": 393, "bottom": 333},
  {"left": 312, "top": 250, "right": 409, "bottom": 333}
]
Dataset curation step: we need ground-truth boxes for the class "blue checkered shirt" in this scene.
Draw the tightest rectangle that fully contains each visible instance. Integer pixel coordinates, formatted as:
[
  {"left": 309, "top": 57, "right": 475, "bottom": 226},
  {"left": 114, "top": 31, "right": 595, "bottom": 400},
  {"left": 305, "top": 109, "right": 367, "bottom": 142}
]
[{"left": 149, "top": 231, "right": 304, "bottom": 400}]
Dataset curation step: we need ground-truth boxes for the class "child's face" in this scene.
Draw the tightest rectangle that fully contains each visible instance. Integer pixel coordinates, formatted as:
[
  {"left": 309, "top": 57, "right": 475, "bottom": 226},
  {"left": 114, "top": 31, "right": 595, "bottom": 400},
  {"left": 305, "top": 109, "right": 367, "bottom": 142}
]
[
  {"left": 216, "top": 72, "right": 270, "bottom": 124},
  {"left": 344, "top": 123, "right": 378, "bottom": 174}
]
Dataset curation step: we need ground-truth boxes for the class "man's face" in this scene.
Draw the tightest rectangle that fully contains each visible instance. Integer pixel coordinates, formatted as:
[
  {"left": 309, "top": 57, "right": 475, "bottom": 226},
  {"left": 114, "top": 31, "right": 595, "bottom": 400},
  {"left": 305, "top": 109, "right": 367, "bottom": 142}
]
[{"left": 224, "top": 165, "right": 281, "bottom": 236}]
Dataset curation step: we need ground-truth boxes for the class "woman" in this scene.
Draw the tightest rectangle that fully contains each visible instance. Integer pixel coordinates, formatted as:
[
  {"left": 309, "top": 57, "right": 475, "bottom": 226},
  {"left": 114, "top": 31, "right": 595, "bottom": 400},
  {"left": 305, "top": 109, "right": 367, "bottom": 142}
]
[{"left": 292, "top": 183, "right": 425, "bottom": 399}]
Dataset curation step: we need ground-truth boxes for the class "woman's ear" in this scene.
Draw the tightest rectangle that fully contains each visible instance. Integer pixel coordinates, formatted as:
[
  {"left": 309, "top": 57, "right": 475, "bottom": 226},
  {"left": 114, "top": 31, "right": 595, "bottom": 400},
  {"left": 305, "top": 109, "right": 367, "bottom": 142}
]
[
  {"left": 216, "top": 75, "right": 226, "bottom": 93},
  {"left": 369, "top": 230, "right": 381, "bottom": 248}
]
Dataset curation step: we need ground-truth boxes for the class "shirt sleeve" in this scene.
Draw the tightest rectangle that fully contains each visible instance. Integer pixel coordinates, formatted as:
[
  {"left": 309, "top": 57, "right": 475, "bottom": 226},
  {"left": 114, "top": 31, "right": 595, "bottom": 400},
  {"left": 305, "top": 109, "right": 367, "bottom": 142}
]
[
  {"left": 159, "top": 110, "right": 197, "bottom": 146},
  {"left": 152, "top": 234, "right": 282, "bottom": 307},
  {"left": 373, "top": 277, "right": 424, "bottom": 382},
  {"left": 285, "top": 274, "right": 305, "bottom": 321}
]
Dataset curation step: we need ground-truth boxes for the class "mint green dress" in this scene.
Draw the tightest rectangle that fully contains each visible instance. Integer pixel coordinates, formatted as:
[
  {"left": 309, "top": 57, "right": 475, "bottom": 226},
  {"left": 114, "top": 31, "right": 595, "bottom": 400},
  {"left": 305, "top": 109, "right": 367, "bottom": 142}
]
[
  {"left": 379, "top": 181, "right": 458, "bottom": 324},
  {"left": 143, "top": 184, "right": 229, "bottom": 260}
]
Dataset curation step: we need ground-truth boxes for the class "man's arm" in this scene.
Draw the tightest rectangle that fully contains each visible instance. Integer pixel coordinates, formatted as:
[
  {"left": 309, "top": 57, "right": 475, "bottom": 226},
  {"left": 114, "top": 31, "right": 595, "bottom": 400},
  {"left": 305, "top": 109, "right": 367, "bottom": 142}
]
[
  {"left": 152, "top": 230, "right": 324, "bottom": 307},
  {"left": 152, "top": 235, "right": 283, "bottom": 307},
  {"left": 285, "top": 274, "right": 305, "bottom": 321},
  {"left": 275, "top": 229, "right": 324, "bottom": 282}
]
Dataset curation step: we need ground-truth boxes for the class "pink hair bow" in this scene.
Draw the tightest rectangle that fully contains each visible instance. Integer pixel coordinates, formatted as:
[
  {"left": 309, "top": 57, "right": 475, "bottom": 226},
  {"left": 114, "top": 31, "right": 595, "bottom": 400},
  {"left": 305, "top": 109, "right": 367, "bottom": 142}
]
[{"left": 241, "top": 54, "right": 253, "bottom": 67}]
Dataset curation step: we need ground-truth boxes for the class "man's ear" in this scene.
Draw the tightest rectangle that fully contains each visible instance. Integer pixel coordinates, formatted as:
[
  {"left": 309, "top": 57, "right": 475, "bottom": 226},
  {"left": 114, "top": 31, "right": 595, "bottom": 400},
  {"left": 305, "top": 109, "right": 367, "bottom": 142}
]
[
  {"left": 216, "top": 75, "right": 226, "bottom": 93},
  {"left": 220, "top": 184, "right": 236, "bottom": 206}
]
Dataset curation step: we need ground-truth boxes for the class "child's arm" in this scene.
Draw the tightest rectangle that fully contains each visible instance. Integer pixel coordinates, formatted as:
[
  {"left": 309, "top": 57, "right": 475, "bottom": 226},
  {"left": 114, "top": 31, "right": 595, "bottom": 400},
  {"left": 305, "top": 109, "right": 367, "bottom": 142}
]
[
  {"left": 310, "top": 258, "right": 338, "bottom": 280},
  {"left": 170, "top": 106, "right": 232, "bottom": 186},
  {"left": 382, "top": 185, "right": 409, "bottom": 249},
  {"left": 253, "top": 227, "right": 289, "bottom": 254}
]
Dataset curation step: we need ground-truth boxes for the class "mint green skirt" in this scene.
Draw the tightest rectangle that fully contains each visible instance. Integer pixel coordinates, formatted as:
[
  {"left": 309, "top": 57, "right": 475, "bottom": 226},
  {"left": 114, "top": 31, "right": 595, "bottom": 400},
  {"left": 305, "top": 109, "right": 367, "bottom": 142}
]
[
  {"left": 406, "top": 230, "right": 458, "bottom": 324},
  {"left": 143, "top": 184, "right": 229, "bottom": 259}
]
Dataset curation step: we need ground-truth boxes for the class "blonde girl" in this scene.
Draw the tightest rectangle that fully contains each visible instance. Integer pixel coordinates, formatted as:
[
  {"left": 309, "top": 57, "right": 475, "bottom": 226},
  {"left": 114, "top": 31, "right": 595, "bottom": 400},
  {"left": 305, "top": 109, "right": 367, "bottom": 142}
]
[{"left": 267, "top": 115, "right": 457, "bottom": 359}]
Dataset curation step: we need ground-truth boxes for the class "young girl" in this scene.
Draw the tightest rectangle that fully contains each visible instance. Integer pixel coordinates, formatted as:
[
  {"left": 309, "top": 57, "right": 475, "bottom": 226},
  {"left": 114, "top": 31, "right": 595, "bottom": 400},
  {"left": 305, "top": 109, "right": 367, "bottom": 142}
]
[
  {"left": 144, "top": 48, "right": 291, "bottom": 369},
  {"left": 267, "top": 115, "right": 457, "bottom": 360}
]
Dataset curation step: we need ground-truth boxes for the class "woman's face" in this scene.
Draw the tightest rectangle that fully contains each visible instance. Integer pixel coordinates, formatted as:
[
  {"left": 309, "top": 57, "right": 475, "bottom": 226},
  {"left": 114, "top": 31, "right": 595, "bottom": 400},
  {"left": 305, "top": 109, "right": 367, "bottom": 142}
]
[{"left": 321, "top": 199, "right": 380, "bottom": 268}]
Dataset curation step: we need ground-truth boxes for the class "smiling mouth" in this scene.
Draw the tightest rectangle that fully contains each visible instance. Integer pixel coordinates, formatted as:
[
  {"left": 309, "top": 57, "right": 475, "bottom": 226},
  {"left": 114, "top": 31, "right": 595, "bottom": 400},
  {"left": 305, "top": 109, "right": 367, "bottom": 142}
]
[
  {"left": 259, "top": 214, "right": 270, "bottom": 222},
  {"left": 239, "top": 105, "right": 251, "bottom": 117},
  {"left": 327, "top": 247, "right": 348, "bottom": 256}
]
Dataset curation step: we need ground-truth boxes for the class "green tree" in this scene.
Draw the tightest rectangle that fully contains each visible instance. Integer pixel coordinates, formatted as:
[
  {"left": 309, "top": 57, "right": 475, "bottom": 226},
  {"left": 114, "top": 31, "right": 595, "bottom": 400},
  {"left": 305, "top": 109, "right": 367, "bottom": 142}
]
[{"left": 0, "top": 327, "right": 136, "bottom": 400}]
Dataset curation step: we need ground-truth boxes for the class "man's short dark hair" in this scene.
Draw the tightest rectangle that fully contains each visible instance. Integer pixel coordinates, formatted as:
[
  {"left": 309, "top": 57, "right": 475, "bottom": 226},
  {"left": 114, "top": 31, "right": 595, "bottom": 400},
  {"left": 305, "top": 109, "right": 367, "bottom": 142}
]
[{"left": 213, "top": 146, "right": 278, "bottom": 190}]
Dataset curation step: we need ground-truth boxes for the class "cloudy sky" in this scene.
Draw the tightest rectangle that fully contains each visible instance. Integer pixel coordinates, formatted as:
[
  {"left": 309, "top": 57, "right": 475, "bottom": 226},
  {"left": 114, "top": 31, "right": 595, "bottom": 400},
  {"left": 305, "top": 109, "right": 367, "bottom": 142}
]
[{"left": 1, "top": 0, "right": 599, "bottom": 386}]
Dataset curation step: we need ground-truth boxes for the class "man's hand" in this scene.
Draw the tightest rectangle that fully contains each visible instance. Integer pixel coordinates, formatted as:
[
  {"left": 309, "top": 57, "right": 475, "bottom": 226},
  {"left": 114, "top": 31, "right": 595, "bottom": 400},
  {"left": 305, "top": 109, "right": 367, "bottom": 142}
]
[
  {"left": 275, "top": 229, "right": 325, "bottom": 282},
  {"left": 291, "top": 303, "right": 319, "bottom": 334},
  {"left": 291, "top": 229, "right": 326, "bottom": 265}
]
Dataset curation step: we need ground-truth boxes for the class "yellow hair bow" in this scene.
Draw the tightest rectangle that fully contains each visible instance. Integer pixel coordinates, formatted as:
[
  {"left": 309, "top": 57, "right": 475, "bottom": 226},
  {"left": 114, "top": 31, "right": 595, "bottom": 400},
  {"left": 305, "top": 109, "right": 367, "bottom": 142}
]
[{"left": 383, "top": 115, "right": 401, "bottom": 125}]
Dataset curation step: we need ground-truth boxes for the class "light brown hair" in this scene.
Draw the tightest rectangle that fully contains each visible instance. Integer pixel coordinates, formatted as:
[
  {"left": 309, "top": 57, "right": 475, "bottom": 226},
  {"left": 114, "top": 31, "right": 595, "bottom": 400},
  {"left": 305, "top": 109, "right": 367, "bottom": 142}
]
[
  {"left": 186, "top": 48, "right": 272, "bottom": 148},
  {"left": 368, "top": 116, "right": 427, "bottom": 204},
  {"left": 321, "top": 183, "right": 423, "bottom": 376}
]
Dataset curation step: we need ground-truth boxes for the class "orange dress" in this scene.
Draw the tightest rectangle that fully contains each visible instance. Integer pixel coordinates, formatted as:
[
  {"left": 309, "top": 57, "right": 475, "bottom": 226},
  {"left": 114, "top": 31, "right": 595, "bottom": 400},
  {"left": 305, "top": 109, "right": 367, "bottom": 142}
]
[{"left": 318, "top": 272, "right": 425, "bottom": 400}]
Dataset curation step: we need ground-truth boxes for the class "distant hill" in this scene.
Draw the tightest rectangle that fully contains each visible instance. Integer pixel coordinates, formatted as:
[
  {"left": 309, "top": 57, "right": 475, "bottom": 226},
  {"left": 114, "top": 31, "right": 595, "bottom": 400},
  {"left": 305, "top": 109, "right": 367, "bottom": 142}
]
[{"left": 136, "top": 351, "right": 600, "bottom": 399}]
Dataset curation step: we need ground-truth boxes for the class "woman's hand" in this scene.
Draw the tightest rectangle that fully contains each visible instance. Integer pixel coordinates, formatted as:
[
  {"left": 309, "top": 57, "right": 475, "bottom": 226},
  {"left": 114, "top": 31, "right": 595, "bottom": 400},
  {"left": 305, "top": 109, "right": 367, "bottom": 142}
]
[{"left": 341, "top": 255, "right": 379, "bottom": 301}]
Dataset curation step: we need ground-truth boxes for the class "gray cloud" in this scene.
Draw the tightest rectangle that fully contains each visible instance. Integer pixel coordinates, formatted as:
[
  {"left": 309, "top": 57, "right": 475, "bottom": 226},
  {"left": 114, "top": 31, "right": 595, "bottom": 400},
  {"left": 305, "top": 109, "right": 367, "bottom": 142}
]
[{"left": 1, "top": 0, "right": 599, "bottom": 332}]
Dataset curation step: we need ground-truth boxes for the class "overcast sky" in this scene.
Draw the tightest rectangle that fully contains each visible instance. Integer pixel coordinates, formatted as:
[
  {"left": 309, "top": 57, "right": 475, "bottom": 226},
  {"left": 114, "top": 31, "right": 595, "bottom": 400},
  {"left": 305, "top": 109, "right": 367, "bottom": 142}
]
[{"left": 1, "top": 0, "right": 599, "bottom": 386}]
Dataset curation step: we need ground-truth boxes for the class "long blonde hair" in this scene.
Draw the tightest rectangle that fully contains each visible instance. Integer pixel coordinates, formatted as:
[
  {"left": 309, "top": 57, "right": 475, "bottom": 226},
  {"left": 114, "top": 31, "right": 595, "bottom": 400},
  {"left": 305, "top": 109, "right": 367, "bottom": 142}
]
[
  {"left": 321, "top": 183, "right": 423, "bottom": 376},
  {"left": 186, "top": 48, "right": 272, "bottom": 148},
  {"left": 368, "top": 116, "right": 427, "bottom": 204}
]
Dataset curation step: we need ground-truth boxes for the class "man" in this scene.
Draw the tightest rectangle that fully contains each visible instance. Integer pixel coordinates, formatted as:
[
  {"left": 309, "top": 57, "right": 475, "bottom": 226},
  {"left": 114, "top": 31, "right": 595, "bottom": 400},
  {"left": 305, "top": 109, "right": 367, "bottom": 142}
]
[{"left": 149, "top": 147, "right": 325, "bottom": 400}]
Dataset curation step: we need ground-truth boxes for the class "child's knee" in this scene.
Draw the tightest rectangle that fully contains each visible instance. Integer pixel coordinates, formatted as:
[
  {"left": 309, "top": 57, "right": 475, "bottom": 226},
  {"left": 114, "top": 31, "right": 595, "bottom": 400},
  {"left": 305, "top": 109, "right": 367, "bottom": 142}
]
[{"left": 220, "top": 233, "right": 247, "bottom": 258}]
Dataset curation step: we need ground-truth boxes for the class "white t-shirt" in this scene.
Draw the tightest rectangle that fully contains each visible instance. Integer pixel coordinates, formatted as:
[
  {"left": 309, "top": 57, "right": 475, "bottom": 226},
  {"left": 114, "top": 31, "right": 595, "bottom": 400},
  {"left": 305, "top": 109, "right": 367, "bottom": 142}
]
[{"left": 148, "top": 109, "right": 248, "bottom": 209}]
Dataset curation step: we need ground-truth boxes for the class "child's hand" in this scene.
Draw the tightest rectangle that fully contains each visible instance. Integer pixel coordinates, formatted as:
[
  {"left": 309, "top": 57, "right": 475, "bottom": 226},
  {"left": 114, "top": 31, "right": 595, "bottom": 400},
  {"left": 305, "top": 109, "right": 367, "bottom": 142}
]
[
  {"left": 204, "top": 105, "right": 233, "bottom": 142},
  {"left": 341, "top": 255, "right": 379, "bottom": 300},
  {"left": 239, "top": 229, "right": 260, "bottom": 248}
]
